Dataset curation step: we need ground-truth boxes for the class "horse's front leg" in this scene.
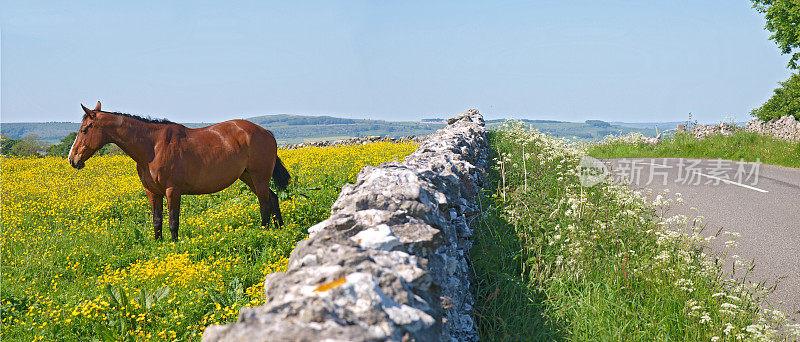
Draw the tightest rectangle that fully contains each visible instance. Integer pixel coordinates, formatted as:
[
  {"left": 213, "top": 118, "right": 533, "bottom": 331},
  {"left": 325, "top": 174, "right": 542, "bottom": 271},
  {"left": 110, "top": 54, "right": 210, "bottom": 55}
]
[
  {"left": 146, "top": 190, "right": 164, "bottom": 240},
  {"left": 166, "top": 187, "right": 182, "bottom": 241}
]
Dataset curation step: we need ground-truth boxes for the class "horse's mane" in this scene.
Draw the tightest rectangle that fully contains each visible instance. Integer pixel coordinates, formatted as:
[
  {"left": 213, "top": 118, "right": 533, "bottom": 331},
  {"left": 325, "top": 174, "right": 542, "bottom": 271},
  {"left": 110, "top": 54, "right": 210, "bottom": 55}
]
[{"left": 98, "top": 111, "right": 174, "bottom": 125}]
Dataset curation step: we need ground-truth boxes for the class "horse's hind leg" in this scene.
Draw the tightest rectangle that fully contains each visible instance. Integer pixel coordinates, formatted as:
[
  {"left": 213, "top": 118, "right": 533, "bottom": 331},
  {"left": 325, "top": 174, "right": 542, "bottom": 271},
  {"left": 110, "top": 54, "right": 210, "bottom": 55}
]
[
  {"left": 269, "top": 189, "right": 283, "bottom": 228},
  {"left": 240, "top": 170, "right": 273, "bottom": 228}
]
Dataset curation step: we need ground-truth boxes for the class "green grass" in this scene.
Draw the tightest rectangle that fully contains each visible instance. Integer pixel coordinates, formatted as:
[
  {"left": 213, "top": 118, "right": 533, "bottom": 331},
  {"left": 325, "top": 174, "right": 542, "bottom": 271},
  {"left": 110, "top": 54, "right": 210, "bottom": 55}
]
[
  {"left": 588, "top": 130, "right": 800, "bottom": 169},
  {"left": 471, "top": 124, "right": 789, "bottom": 341},
  {"left": 471, "top": 185, "right": 562, "bottom": 341}
]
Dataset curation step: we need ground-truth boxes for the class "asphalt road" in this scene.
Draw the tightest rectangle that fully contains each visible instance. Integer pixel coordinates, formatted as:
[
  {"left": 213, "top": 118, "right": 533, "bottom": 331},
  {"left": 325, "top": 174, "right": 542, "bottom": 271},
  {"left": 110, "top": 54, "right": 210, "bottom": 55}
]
[{"left": 602, "top": 158, "right": 800, "bottom": 323}]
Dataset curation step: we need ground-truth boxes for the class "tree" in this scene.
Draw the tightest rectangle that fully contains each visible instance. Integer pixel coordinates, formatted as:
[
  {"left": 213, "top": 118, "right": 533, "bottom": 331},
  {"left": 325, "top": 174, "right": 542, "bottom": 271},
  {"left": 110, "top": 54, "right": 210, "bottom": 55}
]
[
  {"left": 751, "top": 1, "right": 800, "bottom": 119},
  {"left": 585, "top": 120, "right": 611, "bottom": 128},
  {"left": 1, "top": 134, "right": 21, "bottom": 155},
  {"left": 752, "top": 0, "right": 800, "bottom": 69},
  {"left": 751, "top": 73, "right": 800, "bottom": 120},
  {"left": 9, "top": 135, "right": 45, "bottom": 156},
  {"left": 47, "top": 132, "right": 77, "bottom": 157}
]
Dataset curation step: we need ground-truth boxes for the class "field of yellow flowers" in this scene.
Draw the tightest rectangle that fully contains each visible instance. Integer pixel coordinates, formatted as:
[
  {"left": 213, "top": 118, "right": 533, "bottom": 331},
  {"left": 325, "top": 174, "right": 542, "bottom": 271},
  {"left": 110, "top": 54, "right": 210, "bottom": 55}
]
[{"left": 1, "top": 141, "right": 417, "bottom": 341}]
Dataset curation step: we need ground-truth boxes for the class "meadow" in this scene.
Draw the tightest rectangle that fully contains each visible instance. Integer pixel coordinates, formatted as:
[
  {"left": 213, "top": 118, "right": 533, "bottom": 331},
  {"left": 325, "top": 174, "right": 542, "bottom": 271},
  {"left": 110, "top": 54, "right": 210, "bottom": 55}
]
[
  {"left": 0, "top": 141, "right": 417, "bottom": 341},
  {"left": 471, "top": 123, "right": 798, "bottom": 340}
]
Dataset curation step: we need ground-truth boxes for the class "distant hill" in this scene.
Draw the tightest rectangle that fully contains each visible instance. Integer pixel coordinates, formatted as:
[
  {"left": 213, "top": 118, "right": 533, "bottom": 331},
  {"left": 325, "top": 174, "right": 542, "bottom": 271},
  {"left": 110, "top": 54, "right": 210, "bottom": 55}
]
[
  {"left": 2, "top": 115, "right": 670, "bottom": 145},
  {"left": 611, "top": 121, "right": 750, "bottom": 130},
  {"left": 611, "top": 121, "right": 685, "bottom": 130},
  {"left": 1, "top": 122, "right": 82, "bottom": 144},
  {"left": 0, "top": 115, "right": 445, "bottom": 145},
  {"left": 245, "top": 114, "right": 444, "bottom": 144},
  {"left": 247, "top": 114, "right": 358, "bottom": 126},
  {"left": 486, "top": 119, "right": 658, "bottom": 139}
]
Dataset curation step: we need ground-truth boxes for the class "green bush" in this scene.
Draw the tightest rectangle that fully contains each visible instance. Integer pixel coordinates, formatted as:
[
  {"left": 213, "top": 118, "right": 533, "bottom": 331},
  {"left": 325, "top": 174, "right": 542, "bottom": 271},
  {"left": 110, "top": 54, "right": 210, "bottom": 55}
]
[
  {"left": 1, "top": 134, "right": 21, "bottom": 155},
  {"left": 751, "top": 73, "right": 800, "bottom": 121},
  {"left": 46, "top": 132, "right": 77, "bottom": 157},
  {"left": 1, "top": 134, "right": 45, "bottom": 156}
]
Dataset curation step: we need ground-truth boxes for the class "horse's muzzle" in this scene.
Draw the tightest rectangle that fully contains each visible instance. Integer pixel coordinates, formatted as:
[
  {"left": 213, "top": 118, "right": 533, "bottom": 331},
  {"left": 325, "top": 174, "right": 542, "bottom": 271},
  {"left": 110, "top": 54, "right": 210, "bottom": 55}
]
[{"left": 70, "top": 158, "right": 85, "bottom": 170}]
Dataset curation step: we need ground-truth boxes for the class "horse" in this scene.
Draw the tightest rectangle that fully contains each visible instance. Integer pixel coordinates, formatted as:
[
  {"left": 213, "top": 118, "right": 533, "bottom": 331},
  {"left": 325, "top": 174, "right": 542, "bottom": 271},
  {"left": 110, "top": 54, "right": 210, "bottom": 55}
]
[{"left": 68, "top": 101, "right": 290, "bottom": 241}]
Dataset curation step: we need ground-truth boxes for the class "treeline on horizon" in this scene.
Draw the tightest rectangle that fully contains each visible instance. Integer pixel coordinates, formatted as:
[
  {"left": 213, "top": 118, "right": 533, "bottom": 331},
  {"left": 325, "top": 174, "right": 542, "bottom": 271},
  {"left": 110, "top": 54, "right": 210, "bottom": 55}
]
[{"left": 1, "top": 117, "right": 660, "bottom": 158}]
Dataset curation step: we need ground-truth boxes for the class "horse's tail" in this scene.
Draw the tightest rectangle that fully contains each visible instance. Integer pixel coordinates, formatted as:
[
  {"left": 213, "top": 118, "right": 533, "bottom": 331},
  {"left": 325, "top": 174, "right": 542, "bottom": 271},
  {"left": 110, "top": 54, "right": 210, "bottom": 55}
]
[{"left": 272, "top": 157, "right": 291, "bottom": 191}]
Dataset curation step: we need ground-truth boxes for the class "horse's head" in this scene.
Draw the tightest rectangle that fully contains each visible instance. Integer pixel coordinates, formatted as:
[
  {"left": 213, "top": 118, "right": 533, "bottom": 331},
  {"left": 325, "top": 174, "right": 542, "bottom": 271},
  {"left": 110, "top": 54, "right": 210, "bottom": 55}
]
[{"left": 68, "top": 101, "right": 108, "bottom": 170}]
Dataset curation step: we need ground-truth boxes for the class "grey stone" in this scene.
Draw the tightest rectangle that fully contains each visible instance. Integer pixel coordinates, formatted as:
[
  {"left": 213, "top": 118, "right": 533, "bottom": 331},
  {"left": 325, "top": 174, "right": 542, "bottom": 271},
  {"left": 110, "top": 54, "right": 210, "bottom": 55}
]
[
  {"left": 282, "top": 135, "right": 426, "bottom": 150},
  {"left": 203, "top": 109, "right": 488, "bottom": 342},
  {"left": 677, "top": 115, "right": 800, "bottom": 142},
  {"left": 745, "top": 115, "right": 800, "bottom": 142}
]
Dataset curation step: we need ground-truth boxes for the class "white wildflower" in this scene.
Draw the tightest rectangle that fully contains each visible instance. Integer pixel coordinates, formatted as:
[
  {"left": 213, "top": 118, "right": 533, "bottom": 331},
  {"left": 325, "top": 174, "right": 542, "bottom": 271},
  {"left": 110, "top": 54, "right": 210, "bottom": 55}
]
[
  {"left": 675, "top": 278, "right": 695, "bottom": 292},
  {"left": 787, "top": 323, "right": 800, "bottom": 336},
  {"left": 654, "top": 251, "right": 670, "bottom": 261},
  {"left": 745, "top": 324, "right": 760, "bottom": 334},
  {"left": 723, "top": 323, "right": 735, "bottom": 335},
  {"left": 699, "top": 313, "right": 711, "bottom": 324}
]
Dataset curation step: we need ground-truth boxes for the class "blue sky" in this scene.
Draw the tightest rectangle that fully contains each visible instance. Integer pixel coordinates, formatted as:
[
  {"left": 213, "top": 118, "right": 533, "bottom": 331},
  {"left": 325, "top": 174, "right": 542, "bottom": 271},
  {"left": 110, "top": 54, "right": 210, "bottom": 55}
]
[{"left": 0, "top": 0, "right": 791, "bottom": 123}]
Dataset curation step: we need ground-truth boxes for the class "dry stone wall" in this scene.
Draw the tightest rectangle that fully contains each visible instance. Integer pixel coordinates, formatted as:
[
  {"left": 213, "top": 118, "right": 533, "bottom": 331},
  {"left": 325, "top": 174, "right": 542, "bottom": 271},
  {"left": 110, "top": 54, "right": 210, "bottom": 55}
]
[
  {"left": 679, "top": 115, "right": 800, "bottom": 142},
  {"left": 282, "top": 136, "right": 425, "bottom": 149},
  {"left": 203, "top": 109, "right": 488, "bottom": 341},
  {"left": 744, "top": 115, "right": 800, "bottom": 142}
]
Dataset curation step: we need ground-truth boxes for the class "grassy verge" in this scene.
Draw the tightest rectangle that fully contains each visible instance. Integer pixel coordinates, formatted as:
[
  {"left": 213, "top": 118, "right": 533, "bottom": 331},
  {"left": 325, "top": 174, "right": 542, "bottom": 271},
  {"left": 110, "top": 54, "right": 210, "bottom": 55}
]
[
  {"left": 471, "top": 123, "right": 797, "bottom": 341},
  {"left": 587, "top": 130, "right": 800, "bottom": 169},
  {"left": 0, "top": 142, "right": 416, "bottom": 341}
]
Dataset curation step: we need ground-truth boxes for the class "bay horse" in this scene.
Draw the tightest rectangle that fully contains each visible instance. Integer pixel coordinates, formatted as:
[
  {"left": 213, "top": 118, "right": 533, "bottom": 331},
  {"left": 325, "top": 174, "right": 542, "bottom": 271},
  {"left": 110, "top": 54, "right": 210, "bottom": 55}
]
[{"left": 68, "top": 101, "right": 290, "bottom": 241}]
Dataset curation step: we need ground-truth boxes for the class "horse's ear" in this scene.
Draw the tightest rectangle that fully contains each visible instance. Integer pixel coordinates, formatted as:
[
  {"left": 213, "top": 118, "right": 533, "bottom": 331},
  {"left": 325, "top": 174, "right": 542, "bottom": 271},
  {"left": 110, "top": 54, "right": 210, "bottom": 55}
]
[
  {"left": 81, "top": 104, "right": 96, "bottom": 119},
  {"left": 93, "top": 101, "right": 101, "bottom": 111}
]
